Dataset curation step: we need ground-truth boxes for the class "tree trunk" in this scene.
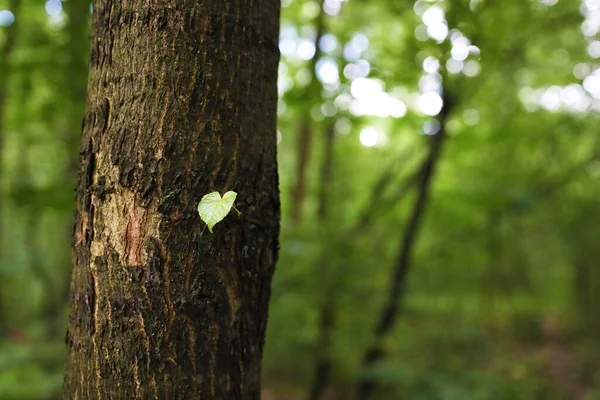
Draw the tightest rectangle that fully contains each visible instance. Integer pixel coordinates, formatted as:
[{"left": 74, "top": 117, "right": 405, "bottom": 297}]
[
  {"left": 62, "top": 1, "right": 281, "bottom": 398},
  {"left": 289, "top": 0, "right": 326, "bottom": 225},
  {"left": 357, "top": 91, "right": 454, "bottom": 400},
  {"left": 308, "top": 120, "right": 336, "bottom": 400}
]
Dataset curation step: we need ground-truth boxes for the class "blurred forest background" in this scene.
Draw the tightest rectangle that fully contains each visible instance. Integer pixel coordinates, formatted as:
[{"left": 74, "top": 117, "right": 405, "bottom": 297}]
[{"left": 1, "top": 0, "right": 599, "bottom": 399}]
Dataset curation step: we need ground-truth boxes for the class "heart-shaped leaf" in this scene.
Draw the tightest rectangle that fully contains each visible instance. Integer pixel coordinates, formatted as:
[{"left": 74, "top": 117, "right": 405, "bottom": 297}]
[{"left": 197, "top": 191, "right": 238, "bottom": 233}]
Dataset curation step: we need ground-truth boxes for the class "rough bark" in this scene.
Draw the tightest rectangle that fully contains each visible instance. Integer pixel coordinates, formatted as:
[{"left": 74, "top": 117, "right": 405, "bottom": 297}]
[{"left": 62, "top": 1, "right": 281, "bottom": 398}]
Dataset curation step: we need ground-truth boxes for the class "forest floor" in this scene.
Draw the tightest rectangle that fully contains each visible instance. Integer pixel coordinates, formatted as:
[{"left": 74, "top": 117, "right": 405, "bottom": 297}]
[{"left": 262, "top": 323, "right": 598, "bottom": 400}]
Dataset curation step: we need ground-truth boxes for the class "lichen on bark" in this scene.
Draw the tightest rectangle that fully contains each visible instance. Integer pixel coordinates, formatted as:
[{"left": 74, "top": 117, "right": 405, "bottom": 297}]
[{"left": 62, "top": 1, "right": 281, "bottom": 398}]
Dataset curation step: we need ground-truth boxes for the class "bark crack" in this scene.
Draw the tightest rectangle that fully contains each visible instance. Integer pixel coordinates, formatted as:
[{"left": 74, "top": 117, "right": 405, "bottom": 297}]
[
  {"left": 133, "top": 356, "right": 141, "bottom": 399},
  {"left": 161, "top": 240, "right": 176, "bottom": 355},
  {"left": 137, "top": 313, "right": 151, "bottom": 369},
  {"left": 184, "top": 315, "right": 198, "bottom": 380}
]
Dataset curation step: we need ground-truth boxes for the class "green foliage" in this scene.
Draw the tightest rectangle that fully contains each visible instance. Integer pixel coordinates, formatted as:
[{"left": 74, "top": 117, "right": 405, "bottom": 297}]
[
  {"left": 266, "top": 0, "right": 600, "bottom": 397},
  {"left": 197, "top": 191, "right": 239, "bottom": 233},
  {"left": 0, "top": 342, "right": 64, "bottom": 399},
  {"left": 1, "top": 0, "right": 600, "bottom": 398}
]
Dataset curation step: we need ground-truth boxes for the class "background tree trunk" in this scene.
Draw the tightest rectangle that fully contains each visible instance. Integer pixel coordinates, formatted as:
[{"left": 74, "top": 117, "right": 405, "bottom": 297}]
[
  {"left": 64, "top": 0, "right": 91, "bottom": 171},
  {"left": 62, "top": 1, "right": 281, "bottom": 398},
  {"left": 289, "top": 0, "right": 326, "bottom": 225},
  {"left": 0, "top": 0, "right": 20, "bottom": 340},
  {"left": 357, "top": 91, "right": 454, "bottom": 400}
]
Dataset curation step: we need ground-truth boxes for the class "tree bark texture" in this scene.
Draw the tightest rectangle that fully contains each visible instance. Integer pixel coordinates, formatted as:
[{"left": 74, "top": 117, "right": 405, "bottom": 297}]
[{"left": 63, "top": 1, "right": 281, "bottom": 398}]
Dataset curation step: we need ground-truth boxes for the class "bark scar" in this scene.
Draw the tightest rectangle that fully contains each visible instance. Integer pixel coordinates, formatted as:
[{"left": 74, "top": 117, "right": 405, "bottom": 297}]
[{"left": 125, "top": 203, "right": 145, "bottom": 265}]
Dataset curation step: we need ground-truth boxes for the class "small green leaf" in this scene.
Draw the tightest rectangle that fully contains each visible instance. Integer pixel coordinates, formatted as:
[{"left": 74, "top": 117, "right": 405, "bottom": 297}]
[{"left": 197, "top": 191, "right": 238, "bottom": 233}]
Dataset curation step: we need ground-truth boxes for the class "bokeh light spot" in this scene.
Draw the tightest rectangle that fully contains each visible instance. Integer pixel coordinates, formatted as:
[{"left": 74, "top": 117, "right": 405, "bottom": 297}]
[
  {"left": 418, "top": 92, "right": 443, "bottom": 116},
  {"left": 45, "top": 0, "right": 63, "bottom": 16},
  {"left": 0, "top": 10, "right": 15, "bottom": 26}
]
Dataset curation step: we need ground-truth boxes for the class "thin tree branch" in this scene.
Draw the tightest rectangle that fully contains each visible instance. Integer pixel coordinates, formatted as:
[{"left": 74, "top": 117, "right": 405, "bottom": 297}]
[
  {"left": 290, "top": 0, "right": 327, "bottom": 224},
  {"left": 357, "top": 91, "right": 454, "bottom": 400},
  {"left": 352, "top": 161, "right": 422, "bottom": 237},
  {"left": 514, "top": 150, "right": 600, "bottom": 210},
  {"left": 308, "top": 287, "right": 337, "bottom": 400},
  {"left": 317, "top": 121, "right": 336, "bottom": 220},
  {"left": 308, "top": 148, "right": 422, "bottom": 400}
]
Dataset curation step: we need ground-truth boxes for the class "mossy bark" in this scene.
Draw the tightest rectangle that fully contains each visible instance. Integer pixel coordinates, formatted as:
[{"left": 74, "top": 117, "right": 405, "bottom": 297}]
[{"left": 62, "top": 1, "right": 281, "bottom": 398}]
